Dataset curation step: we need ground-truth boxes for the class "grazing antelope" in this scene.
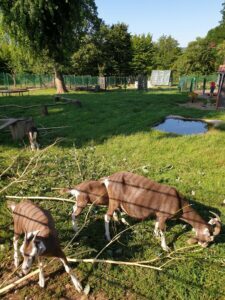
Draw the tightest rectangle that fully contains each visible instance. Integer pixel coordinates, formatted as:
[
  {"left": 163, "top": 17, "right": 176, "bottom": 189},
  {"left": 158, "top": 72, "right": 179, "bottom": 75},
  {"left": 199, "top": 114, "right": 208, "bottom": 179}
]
[
  {"left": 102, "top": 171, "right": 221, "bottom": 251},
  {"left": 7, "top": 200, "right": 82, "bottom": 292},
  {"left": 61, "top": 180, "right": 129, "bottom": 233}
]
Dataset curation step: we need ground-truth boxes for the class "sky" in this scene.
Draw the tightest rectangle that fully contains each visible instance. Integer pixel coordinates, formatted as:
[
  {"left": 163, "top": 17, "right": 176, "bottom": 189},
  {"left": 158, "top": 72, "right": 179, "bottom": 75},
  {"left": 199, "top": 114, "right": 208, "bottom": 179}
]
[{"left": 95, "top": 0, "right": 224, "bottom": 47}]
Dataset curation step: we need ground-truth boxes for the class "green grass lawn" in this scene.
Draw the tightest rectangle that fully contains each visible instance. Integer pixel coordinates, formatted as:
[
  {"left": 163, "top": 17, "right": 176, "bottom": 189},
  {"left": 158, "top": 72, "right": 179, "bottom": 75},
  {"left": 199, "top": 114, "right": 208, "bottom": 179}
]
[{"left": 0, "top": 88, "right": 225, "bottom": 299}]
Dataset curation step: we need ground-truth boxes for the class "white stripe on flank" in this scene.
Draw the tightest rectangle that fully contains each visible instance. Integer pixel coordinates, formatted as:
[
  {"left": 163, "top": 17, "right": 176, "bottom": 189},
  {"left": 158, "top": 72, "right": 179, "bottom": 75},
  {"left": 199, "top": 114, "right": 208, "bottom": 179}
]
[
  {"left": 70, "top": 189, "right": 80, "bottom": 198},
  {"left": 104, "top": 178, "right": 110, "bottom": 188}
]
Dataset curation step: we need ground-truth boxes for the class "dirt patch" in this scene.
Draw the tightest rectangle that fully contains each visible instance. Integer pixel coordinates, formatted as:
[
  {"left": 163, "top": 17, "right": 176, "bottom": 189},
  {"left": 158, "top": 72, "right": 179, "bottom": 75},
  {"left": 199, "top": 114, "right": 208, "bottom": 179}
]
[{"left": 179, "top": 101, "right": 217, "bottom": 110}]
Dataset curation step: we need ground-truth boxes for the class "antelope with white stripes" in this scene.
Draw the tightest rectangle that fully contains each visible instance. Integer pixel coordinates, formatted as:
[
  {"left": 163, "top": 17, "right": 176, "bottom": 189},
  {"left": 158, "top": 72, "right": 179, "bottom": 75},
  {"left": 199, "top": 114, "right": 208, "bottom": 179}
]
[
  {"left": 7, "top": 200, "right": 82, "bottom": 292},
  {"left": 102, "top": 171, "right": 221, "bottom": 251}
]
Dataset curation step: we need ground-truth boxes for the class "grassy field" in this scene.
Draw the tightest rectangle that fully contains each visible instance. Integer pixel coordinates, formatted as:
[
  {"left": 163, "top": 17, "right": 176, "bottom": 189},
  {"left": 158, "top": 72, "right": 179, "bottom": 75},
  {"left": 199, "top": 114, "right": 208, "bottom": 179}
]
[{"left": 0, "top": 88, "right": 225, "bottom": 299}]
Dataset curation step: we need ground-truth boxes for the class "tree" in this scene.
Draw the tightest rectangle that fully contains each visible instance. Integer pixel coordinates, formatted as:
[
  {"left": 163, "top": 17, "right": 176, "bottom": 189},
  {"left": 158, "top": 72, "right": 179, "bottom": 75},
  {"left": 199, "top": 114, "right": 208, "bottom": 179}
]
[
  {"left": 103, "top": 23, "right": 132, "bottom": 76},
  {"left": 154, "top": 35, "right": 181, "bottom": 70},
  {"left": 71, "top": 37, "right": 100, "bottom": 75},
  {"left": 206, "top": 24, "right": 225, "bottom": 47},
  {"left": 130, "top": 34, "right": 154, "bottom": 75},
  {"left": 216, "top": 41, "right": 225, "bottom": 65},
  {"left": 71, "top": 22, "right": 132, "bottom": 76},
  {"left": 220, "top": 1, "right": 225, "bottom": 24},
  {"left": 0, "top": 0, "right": 99, "bottom": 93},
  {"left": 173, "top": 38, "right": 216, "bottom": 76}
]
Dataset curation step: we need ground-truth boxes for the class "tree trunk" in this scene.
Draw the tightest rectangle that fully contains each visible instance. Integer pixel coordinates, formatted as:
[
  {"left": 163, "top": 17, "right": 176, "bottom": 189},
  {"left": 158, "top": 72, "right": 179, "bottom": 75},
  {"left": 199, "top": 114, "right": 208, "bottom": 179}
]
[
  {"left": 12, "top": 73, "right": 16, "bottom": 88},
  {"left": 54, "top": 68, "right": 68, "bottom": 94}
]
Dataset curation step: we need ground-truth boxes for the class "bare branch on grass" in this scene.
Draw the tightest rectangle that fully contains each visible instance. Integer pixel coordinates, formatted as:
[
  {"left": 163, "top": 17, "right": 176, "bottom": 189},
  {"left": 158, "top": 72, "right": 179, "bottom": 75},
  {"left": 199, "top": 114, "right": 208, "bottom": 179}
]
[
  {"left": 5, "top": 195, "right": 75, "bottom": 204},
  {"left": 0, "top": 138, "right": 64, "bottom": 195},
  {"left": 67, "top": 258, "right": 162, "bottom": 271}
]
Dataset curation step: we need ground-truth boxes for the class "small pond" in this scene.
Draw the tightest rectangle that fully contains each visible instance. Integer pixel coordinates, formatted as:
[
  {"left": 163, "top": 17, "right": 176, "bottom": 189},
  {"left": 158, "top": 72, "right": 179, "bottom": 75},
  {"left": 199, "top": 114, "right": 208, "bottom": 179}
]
[{"left": 153, "top": 117, "right": 208, "bottom": 135}]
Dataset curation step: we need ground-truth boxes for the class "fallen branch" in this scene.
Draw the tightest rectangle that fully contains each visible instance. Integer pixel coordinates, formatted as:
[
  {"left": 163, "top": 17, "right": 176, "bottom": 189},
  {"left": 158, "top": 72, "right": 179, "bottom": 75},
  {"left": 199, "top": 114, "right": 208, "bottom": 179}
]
[
  {"left": 95, "top": 224, "right": 137, "bottom": 259},
  {"left": 5, "top": 195, "right": 75, "bottom": 204},
  {"left": 0, "top": 102, "right": 80, "bottom": 109},
  {"left": 0, "top": 268, "right": 40, "bottom": 295},
  {"left": 0, "top": 154, "right": 20, "bottom": 179},
  {"left": 0, "top": 254, "right": 161, "bottom": 296},
  {"left": 67, "top": 258, "right": 162, "bottom": 271},
  {"left": 38, "top": 126, "right": 71, "bottom": 131},
  {"left": 0, "top": 138, "right": 64, "bottom": 195}
]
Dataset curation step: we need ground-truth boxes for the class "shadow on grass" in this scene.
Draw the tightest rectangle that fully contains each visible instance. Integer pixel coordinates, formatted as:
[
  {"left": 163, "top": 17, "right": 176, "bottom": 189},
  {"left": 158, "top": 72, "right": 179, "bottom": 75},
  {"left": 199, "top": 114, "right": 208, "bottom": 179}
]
[{"left": 1, "top": 90, "right": 225, "bottom": 149}]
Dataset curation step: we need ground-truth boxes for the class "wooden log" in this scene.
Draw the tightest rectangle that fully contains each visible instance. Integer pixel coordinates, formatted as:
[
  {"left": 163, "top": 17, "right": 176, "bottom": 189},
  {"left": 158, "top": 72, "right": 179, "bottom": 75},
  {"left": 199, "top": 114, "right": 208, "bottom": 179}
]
[
  {"left": 54, "top": 95, "right": 82, "bottom": 107},
  {"left": 0, "top": 119, "right": 18, "bottom": 130},
  {"left": 0, "top": 102, "right": 81, "bottom": 110},
  {"left": 0, "top": 269, "right": 40, "bottom": 295}
]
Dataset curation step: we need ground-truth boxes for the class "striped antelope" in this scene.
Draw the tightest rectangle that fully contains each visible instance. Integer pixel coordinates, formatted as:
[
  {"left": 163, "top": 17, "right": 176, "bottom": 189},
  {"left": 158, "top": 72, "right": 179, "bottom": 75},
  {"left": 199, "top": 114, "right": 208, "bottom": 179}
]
[
  {"left": 61, "top": 180, "right": 129, "bottom": 234},
  {"left": 102, "top": 171, "right": 221, "bottom": 251},
  {"left": 7, "top": 200, "right": 82, "bottom": 292}
]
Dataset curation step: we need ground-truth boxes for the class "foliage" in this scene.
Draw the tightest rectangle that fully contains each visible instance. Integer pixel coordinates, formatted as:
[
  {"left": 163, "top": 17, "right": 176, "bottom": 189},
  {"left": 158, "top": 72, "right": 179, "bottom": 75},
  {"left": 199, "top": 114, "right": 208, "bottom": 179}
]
[
  {"left": 173, "top": 38, "right": 217, "bottom": 76},
  {"left": 102, "top": 23, "right": 132, "bottom": 76},
  {"left": 206, "top": 24, "right": 225, "bottom": 48},
  {"left": 220, "top": 1, "right": 225, "bottom": 24},
  {"left": 0, "top": 0, "right": 99, "bottom": 66},
  {"left": 71, "top": 34, "right": 100, "bottom": 75},
  {"left": 130, "top": 34, "right": 155, "bottom": 75},
  {"left": 216, "top": 40, "right": 225, "bottom": 65},
  {"left": 154, "top": 35, "right": 181, "bottom": 70},
  {"left": 72, "top": 22, "right": 132, "bottom": 76},
  {"left": 0, "top": 0, "right": 99, "bottom": 92}
]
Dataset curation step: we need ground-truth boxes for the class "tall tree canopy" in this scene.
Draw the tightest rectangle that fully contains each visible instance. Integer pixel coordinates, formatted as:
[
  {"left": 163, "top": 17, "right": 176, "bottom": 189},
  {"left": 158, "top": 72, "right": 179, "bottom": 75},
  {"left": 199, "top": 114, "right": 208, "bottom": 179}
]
[
  {"left": 154, "top": 35, "right": 181, "bottom": 70},
  {"left": 71, "top": 22, "right": 132, "bottom": 76},
  {"left": 220, "top": 1, "right": 225, "bottom": 24},
  {"left": 0, "top": 0, "right": 99, "bottom": 93},
  {"left": 173, "top": 38, "right": 216, "bottom": 76},
  {"left": 102, "top": 23, "right": 132, "bottom": 76},
  {"left": 130, "top": 34, "right": 154, "bottom": 75}
]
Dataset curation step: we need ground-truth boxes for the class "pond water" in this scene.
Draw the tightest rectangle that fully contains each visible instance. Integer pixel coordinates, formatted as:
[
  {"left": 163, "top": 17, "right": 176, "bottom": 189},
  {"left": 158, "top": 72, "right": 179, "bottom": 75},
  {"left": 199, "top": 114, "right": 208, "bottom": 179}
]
[{"left": 153, "top": 118, "right": 208, "bottom": 135}]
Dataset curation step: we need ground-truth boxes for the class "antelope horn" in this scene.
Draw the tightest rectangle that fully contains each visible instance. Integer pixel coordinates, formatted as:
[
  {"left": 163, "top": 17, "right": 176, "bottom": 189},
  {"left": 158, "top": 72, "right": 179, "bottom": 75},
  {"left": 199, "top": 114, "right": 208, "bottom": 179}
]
[{"left": 209, "top": 211, "right": 221, "bottom": 222}]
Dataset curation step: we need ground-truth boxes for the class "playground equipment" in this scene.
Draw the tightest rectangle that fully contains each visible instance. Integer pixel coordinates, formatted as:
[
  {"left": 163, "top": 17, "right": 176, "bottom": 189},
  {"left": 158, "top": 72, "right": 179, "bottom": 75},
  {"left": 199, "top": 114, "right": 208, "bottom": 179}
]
[{"left": 216, "top": 64, "right": 225, "bottom": 108}]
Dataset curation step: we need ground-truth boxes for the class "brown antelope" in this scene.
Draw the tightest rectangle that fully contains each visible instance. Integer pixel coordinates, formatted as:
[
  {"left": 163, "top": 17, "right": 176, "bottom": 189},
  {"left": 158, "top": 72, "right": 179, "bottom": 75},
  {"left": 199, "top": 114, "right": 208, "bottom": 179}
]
[
  {"left": 7, "top": 200, "right": 82, "bottom": 292},
  {"left": 61, "top": 180, "right": 129, "bottom": 234},
  {"left": 102, "top": 171, "right": 221, "bottom": 251}
]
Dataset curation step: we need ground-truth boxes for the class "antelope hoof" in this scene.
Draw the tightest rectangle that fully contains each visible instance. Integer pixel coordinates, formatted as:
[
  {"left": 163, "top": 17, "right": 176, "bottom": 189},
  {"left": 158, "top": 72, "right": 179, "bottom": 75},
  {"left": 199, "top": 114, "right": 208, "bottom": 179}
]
[
  {"left": 105, "top": 233, "right": 111, "bottom": 241},
  {"left": 73, "top": 225, "right": 79, "bottom": 232}
]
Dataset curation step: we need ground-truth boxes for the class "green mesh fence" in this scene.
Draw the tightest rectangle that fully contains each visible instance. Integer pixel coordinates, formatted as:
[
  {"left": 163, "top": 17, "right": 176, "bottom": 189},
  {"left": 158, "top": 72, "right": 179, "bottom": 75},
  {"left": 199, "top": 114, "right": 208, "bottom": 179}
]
[
  {"left": 0, "top": 73, "right": 55, "bottom": 89},
  {"left": 106, "top": 76, "right": 128, "bottom": 86},
  {"left": 178, "top": 74, "right": 218, "bottom": 92},
  {"left": 0, "top": 73, "right": 130, "bottom": 90}
]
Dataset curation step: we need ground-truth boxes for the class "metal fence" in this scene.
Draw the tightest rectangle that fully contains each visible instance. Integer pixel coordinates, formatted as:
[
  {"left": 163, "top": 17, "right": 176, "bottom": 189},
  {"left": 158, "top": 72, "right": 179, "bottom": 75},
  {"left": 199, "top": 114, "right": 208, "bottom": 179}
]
[
  {"left": 178, "top": 74, "right": 218, "bottom": 92},
  {"left": 0, "top": 73, "right": 132, "bottom": 90},
  {"left": 1, "top": 72, "right": 219, "bottom": 92}
]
